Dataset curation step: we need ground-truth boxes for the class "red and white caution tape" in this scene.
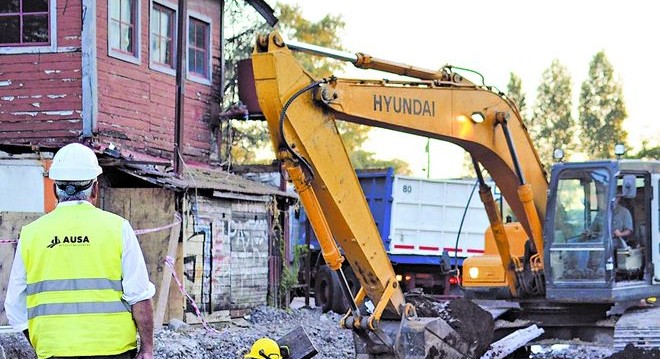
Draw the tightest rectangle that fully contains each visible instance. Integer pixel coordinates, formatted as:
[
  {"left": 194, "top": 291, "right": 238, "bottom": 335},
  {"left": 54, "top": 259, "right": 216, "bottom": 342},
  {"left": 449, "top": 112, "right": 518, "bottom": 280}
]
[
  {"left": 134, "top": 213, "right": 182, "bottom": 235},
  {"left": 0, "top": 239, "right": 17, "bottom": 245},
  {"left": 164, "top": 255, "right": 220, "bottom": 334}
]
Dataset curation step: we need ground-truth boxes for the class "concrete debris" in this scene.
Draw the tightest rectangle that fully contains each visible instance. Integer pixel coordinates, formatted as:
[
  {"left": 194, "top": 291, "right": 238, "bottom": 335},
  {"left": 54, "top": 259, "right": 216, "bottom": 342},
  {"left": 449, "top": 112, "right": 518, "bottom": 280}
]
[
  {"left": 481, "top": 324, "right": 544, "bottom": 359},
  {"left": 529, "top": 341, "right": 615, "bottom": 359},
  {"left": 0, "top": 333, "right": 34, "bottom": 359},
  {"left": 167, "top": 319, "right": 190, "bottom": 332},
  {"left": 605, "top": 343, "right": 660, "bottom": 359}
]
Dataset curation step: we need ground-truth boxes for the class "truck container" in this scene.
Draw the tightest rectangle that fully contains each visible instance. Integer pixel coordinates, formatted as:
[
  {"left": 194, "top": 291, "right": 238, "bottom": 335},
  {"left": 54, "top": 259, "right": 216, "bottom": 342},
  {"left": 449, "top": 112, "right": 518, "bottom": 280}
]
[{"left": 291, "top": 168, "right": 503, "bottom": 312}]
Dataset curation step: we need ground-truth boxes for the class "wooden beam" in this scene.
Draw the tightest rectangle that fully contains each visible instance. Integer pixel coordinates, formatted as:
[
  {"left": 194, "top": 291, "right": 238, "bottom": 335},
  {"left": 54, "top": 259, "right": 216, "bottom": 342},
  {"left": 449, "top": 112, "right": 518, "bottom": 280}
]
[{"left": 154, "top": 214, "right": 181, "bottom": 329}]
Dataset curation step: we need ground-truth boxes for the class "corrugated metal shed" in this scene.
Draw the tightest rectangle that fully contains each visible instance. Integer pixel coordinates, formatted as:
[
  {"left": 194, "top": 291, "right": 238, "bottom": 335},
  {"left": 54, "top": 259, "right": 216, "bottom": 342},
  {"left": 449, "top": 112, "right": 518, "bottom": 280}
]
[{"left": 118, "top": 163, "right": 296, "bottom": 200}]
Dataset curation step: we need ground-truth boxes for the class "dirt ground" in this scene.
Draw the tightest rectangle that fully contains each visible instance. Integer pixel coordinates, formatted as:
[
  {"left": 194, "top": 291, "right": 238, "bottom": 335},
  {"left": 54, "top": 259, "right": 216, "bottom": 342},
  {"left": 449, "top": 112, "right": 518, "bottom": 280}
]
[{"left": 1, "top": 299, "right": 659, "bottom": 359}]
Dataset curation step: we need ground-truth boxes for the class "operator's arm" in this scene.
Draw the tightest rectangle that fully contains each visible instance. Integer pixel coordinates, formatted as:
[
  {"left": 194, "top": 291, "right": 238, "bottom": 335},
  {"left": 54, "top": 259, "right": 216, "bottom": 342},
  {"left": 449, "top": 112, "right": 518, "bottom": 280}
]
[
  {"left": 121, "top": 221, "right": 156, "bottom": 358},
  {"left": 4, "top": 240, "right": 31, "bottom": 346},
  {"left": 613, "top": 207, "right": 634, "bottom": 238}
]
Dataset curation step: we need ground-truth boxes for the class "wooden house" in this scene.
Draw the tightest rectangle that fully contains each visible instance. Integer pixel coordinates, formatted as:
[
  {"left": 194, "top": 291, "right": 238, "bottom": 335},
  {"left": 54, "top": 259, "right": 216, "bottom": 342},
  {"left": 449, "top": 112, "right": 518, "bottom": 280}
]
[{"left": 0, "top": 0, "right": 291, "bottom": 326}]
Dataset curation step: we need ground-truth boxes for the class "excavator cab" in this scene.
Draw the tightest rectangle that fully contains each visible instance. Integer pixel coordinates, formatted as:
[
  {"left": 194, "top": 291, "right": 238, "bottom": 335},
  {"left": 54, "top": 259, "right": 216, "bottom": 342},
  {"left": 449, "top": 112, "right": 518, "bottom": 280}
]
[{"left": 545, "top": 160, "right": 660, "bottom": 303}]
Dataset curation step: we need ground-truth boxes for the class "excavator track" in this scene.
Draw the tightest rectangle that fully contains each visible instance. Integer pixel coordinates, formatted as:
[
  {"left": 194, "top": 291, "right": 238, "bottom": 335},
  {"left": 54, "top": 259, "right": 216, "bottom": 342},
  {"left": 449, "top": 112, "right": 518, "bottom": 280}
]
[{"left": 614, "top": 304, "right": 660, "bottom": 350}]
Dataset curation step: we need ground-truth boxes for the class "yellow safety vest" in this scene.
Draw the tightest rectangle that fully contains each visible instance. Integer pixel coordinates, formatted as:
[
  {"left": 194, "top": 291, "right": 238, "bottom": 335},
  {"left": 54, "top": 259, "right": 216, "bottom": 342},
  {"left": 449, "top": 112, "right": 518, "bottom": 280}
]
[{"left": 20, "top": 202, "right": 137, "bottom": 358}]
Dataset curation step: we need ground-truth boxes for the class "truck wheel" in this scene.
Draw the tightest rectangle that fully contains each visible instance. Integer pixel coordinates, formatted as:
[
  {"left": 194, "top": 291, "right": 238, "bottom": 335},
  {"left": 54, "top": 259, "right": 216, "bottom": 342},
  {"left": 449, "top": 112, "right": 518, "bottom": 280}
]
[
  {"left": 332, "top": 266, "right": 359, "bottom": 314},
  {"left": 314, "top": 265, "right": 338, "bottom": 312}
]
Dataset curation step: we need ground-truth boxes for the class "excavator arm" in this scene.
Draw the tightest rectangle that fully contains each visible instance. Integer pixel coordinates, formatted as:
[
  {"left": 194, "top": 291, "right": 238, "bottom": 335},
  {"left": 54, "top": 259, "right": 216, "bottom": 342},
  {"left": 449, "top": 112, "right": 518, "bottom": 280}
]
[{"left": 251, "top": 32, "right": 549, "bottom": 357}]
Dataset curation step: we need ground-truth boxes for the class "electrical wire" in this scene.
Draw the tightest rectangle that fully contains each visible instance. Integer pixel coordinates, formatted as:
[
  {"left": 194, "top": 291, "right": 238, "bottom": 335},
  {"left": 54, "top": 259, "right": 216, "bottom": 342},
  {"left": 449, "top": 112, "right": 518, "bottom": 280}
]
[{"left": 452, "top": 178, "right": 480, "bottom": 290}]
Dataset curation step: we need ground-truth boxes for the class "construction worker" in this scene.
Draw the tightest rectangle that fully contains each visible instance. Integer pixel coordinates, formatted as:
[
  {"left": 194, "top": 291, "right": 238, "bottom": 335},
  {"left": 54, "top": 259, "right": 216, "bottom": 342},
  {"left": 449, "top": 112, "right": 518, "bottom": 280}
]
[
  {"left": 244, "top": 337, "right": 283, "bottom": 358},
  {"left": 3, "top": 143, "right": 156, "bottom": 359}
]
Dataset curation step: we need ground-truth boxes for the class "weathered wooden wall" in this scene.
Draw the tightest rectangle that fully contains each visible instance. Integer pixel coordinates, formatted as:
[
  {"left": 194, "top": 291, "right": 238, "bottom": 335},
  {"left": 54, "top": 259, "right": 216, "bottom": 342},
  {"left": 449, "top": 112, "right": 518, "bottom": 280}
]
[
  {"left": 183, "top": 195, "right": 272, "bottom": 322},
  {"left": 0, "top": 2, "right": 83, "bottom": 147},
  {"left": 102, "top": 187, "right": 184, "bottom": 324},
  {"left": 95, "top": 0, "right": 220, "bottom": 163},
  {"left": 0, "top": 212, "right": 43, "bottom": 325}
]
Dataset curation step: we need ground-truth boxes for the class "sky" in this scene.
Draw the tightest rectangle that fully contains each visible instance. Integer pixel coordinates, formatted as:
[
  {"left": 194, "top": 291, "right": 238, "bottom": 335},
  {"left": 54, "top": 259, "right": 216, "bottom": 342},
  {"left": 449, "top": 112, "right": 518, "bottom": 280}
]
[{"left": 274, "top": 0, "right": 660, "bottom": 178}]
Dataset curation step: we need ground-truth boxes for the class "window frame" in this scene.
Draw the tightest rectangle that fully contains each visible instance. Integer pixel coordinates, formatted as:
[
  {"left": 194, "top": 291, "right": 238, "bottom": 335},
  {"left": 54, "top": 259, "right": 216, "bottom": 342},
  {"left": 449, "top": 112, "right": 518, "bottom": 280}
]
[
  {"left": 107, "top": 0, "right": 141, "bottom": 64},
  {"left": 0, "top": 0, "right": 57, "bottom": 54},
  {"left": 186, "top": 13, "right": 212, "bottom": 85},
  {"left": 149, "top": 0, "right": 177, "bottom": 75}
]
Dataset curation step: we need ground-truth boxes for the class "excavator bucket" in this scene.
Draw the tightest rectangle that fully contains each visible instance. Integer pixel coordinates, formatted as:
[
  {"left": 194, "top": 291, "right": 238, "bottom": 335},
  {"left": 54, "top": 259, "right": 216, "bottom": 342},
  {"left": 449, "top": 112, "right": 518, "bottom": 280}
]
[{"left": 353, "top": 298, "right": 494, "bottom": 358}]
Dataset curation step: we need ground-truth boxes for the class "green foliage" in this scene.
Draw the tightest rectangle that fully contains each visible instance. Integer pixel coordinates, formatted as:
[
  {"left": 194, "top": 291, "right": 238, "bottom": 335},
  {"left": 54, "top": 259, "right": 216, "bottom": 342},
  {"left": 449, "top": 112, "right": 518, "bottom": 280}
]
[
  {"left": 220, "top": 1, "right": 410, "bottom": 172},
  {"left": 578, "top": 51, "right": 628, "bottom": 159},
  {"left": 276, "top": 3, "right": 346, "bottom": 78},
  {"left": 531, "top": 59, "right": 576, "bottom": 168},
  {"left": 279, "top": 244, "right": 307, "bottom": 300},
  {"left": 507, "top": 72, "right": 527, "bottom": 120},
  {"left": 625, "top": 140, "right": 660, "bottom": 160},
  {"left": 222, "top": 0, "right": 271, "bottom": 108},
  {"left": 351, "top": 149, "right": 412, "bottom": 174},
  {"left": 225, "top": 120, "right": 272, "bottom": 164}
]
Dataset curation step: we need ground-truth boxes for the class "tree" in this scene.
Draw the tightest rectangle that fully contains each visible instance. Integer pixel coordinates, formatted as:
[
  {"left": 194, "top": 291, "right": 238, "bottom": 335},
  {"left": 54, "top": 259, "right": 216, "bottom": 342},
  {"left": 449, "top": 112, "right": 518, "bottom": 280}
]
[
  {"left": 507, "top": 72, "right": 527, "bottom": 121},
  {"left": 221, "top": 1, "right": 410, "bottom": 172},
  {"left": 625, "top": 140, "right": 660, "bottom": 160},
  {"left": 578, "top": 51, "right": 628, "bottom": 159},
  {"left": 530, "top": 59, "right": 576, "bottom": 168}
]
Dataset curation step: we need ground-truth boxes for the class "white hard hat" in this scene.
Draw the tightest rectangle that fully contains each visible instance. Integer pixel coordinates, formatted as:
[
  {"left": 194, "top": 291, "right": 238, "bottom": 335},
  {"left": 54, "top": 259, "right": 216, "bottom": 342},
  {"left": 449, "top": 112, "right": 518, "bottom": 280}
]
[{"left": 49, "top": 143, "right": 102, "bottom": 181}]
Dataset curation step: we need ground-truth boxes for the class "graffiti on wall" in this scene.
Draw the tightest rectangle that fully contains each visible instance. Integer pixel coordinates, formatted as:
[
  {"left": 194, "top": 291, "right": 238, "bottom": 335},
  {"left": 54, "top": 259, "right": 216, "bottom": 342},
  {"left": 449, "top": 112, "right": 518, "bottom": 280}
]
[
  {"left": 183, "top": 198, "right": 272, "bottom": 313},
  {"left": 229, "top": 211, "right": 269, "bottom": 255}
]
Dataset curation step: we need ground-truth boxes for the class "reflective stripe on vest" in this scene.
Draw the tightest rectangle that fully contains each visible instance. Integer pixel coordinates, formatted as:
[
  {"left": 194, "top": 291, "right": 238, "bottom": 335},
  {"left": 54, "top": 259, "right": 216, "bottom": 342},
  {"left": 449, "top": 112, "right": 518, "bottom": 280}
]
[
  {"left": 28, "top": 300, "right": 131, "bottom": 319},
  {"left": 26, "top": 278, "right": 123, "bottom": 295}
]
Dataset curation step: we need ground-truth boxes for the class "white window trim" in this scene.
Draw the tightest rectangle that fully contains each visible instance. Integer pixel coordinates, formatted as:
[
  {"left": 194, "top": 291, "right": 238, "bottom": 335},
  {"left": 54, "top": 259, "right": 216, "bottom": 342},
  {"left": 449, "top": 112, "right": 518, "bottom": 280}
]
[
  {"left": 107, "top": 0, "right": 142, "bottom": 65},
  {"left": 186, "top": 12, "right": 212, "bottom": 86},
  {"left": 149, "top": 0, "right": 177, "bottom": 76},
  {"left": 0, "top": 0, "right": 58, "bottom": 55}
]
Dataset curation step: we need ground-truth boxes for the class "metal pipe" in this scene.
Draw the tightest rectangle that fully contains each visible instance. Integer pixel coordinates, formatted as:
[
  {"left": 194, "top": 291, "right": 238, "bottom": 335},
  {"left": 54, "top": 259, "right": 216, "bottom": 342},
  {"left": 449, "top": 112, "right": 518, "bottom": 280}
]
[
  {"left": 284, "top": 38, "right": 446, "bottom": 81},
  {"left": 285, "top": 39, "right": 358, "bottom": 63},
  {"left": 337, "top": 268, "right": 360, "bottom": 316},
  {"left": 174, "top": 0, "right": 187, "bottom": 174},
  {"left": 472, "top": 156, "right": 517, "bottom": 297},
  {"left": 497, "top": 113, "right": 525, "bottom": 185}
]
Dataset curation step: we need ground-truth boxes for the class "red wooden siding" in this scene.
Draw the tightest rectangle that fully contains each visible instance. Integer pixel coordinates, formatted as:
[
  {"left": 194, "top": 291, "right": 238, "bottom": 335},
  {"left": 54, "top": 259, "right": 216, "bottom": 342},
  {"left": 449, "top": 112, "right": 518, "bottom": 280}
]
[
  {"left": 0, "top": 1, "right": 83, "bottom": 147},
  {"left": 96, "top": 0, "right": 219, "bottom": 164}
]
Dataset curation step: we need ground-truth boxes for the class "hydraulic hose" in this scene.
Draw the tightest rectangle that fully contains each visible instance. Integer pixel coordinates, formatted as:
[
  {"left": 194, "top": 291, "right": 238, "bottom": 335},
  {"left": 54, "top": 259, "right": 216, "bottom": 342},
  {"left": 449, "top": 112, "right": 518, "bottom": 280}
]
[{"left": 277, "top": 79, "right": 328, "bottom": 178}]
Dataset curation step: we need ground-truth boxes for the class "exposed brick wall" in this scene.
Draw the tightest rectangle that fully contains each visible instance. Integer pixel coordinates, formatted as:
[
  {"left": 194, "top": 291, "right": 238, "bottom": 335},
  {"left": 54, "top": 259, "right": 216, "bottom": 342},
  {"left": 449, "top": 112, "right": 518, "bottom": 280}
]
[
  {"left": 96, "top": 0, "right": 220, "bottom": 164},
  {"left": 183, "top": 196, "right": 270, "bottom": 316},
  {"left": 0, "top": 1, "right": 83, "bottom": 148}
]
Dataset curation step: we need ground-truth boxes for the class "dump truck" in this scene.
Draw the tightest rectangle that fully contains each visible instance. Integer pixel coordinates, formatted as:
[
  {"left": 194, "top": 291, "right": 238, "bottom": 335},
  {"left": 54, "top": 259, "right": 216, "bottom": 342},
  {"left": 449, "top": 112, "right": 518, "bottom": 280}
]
[{"left": 293, "top": 168, "right": 502, "bottom": 313}]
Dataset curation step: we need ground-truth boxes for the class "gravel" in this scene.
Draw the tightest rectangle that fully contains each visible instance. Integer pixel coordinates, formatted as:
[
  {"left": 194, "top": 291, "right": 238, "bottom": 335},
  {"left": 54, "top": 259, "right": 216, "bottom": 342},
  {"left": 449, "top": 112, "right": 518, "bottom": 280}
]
[
  {"left": 0, "top": 303, "right": 657, "bottom": 359},
  {"left": 0, "top": 305, "right": 355, "bottom": 359},
  {"left": 154, "top": 306, "right": 355, "bottom": 359}
]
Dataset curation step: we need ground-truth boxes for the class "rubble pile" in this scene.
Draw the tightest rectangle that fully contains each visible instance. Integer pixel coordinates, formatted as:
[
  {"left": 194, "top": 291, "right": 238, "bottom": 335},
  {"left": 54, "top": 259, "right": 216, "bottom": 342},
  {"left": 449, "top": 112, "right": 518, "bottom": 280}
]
[
  {"left": 0, "top": 333, "right": 35, "bottom": 359},
  {"left": 1, "top": 304, "right": 659, "bottom": 359},
  {"left": 604, "top": 344, "right": 660, "bottom": 359},
  {"left": 406, "top": 294, "right": 495, "bottom": 357},
  {"left": 154, "top": 306, "right": 354, "bottom": 358}
]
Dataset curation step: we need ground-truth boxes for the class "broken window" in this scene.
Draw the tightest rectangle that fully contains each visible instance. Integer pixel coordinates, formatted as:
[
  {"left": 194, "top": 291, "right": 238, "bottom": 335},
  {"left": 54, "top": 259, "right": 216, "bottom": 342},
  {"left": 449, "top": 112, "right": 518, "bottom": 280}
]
[
  {"left": 150, "top": 3, "right": 176, "bottom": 68},
  {"left": 188, "top": 17, "right": 209, "bottom": 79},
  {"left": 0, "top": 0, "right": 49, "bottom": 46},
  {"left": 109, "top": 0, "right": 137, "bottom": 56}
]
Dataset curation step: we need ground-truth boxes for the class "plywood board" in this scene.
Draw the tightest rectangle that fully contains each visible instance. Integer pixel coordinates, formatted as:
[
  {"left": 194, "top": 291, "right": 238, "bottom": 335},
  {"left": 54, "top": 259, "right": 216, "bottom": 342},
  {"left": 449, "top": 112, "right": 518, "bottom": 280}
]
[
  {"left": 102, "top": 188, "right": 182, "bottom": 324},
  {"left": 0, "top": 211, "right": 43, "bottom": 325}
]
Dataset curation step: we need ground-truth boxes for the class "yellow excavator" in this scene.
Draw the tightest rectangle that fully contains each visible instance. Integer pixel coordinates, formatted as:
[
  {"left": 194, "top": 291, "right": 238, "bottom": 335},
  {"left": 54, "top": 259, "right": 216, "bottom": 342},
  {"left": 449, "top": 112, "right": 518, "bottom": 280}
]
[{"left": 249, "top": 31, "right": 660, "bottom": 358}]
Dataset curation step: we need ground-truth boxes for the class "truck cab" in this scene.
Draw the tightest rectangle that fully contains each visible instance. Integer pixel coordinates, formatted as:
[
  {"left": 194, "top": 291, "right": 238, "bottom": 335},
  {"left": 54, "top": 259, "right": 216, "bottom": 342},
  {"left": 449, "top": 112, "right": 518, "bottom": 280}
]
[{"left": 545, "top": 160, "right": 660, "bottom": 302}]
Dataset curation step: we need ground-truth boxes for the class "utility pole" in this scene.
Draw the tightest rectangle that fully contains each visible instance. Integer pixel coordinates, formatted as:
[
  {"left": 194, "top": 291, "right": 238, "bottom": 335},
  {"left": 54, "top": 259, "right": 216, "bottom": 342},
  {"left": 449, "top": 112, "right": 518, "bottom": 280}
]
[
  {"left": 425, "top": 138, "right": 431, "bottom": 179},
  {"left": 174, "top": 0, "right": 187, "bottom": 175}
]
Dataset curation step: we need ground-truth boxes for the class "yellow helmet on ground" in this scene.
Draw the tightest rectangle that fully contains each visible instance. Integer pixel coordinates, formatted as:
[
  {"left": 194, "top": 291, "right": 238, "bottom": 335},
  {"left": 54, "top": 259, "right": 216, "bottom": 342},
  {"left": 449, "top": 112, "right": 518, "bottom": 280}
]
[{"left": 244, "top": 337, "right": 281, "bottom": 359}]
